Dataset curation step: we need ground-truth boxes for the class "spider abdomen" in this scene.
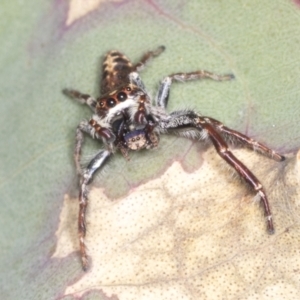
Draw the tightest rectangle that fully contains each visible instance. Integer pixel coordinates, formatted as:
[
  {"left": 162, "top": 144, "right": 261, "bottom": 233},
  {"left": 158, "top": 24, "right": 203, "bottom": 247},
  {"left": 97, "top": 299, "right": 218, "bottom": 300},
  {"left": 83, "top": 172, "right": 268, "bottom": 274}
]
[{"left": 101, "top": 51, "right": 133, "bottom": 95}]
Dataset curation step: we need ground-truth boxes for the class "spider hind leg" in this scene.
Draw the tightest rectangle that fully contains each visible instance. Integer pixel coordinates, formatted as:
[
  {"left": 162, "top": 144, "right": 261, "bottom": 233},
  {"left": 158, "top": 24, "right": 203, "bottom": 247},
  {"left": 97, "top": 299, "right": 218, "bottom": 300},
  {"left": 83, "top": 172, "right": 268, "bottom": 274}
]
[
  {"left": 159, "top": 111, "right": 283, "bottom": 234},
  {"left": 195, "top": 117, "right": 276, "bottom": 233},
  {"left": 205, "top": 117, "right": 285, "bottom": 162}
]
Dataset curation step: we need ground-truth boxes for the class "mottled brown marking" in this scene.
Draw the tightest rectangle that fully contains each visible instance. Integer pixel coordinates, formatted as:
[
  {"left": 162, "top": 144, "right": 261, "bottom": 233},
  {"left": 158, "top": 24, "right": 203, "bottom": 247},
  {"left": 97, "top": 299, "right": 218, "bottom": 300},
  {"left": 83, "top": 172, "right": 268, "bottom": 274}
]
[
  {"left": 100, "top": 51, "right": 133, "bottom": 95},
  {"left": 110, "top": 51, "right": 119, "bottom": 57},
  {"left": 114, "top": 64, "right": 131, "bottom": 72},
  {"left": 89, "top": 119, "right": 96, "bottom": 126},
  {"left": 113, "top": 57, "right": 129, "bottom": 64},
  {"left": 102, "top": 70, "right": 109, "bottom": 79}
]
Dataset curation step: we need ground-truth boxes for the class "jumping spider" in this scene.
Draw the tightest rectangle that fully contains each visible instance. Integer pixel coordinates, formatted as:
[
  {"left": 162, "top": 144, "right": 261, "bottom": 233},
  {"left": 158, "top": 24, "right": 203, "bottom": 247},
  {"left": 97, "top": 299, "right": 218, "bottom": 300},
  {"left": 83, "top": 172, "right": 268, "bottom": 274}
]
[{"left": 64, "top": 46, "right": 285, "bottom": 271}]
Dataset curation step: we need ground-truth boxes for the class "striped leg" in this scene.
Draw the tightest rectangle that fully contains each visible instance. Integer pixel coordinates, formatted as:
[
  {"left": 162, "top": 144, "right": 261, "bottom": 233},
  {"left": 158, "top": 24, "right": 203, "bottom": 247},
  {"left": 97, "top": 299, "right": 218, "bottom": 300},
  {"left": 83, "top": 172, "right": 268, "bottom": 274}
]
[
  {"left": 78, "top": 150, "right": 111, "bottom": 271},
  {"left": 195, "top": 117, "right": 275, "bottom": 233},
  {"left": 132, "top": 45, "right": 166, "bottom": 72},
  {"left": 63, "top": 89, "right": 97, "bottom": 111},
  {"left": 156, "top": 71, "right": 234, "bottom": 109},
  {"left": 205, "top": 117, "right": 285, "bottom": 162},
  {"left": 160, "top": 111, "right": 285, "bottom": 234}
]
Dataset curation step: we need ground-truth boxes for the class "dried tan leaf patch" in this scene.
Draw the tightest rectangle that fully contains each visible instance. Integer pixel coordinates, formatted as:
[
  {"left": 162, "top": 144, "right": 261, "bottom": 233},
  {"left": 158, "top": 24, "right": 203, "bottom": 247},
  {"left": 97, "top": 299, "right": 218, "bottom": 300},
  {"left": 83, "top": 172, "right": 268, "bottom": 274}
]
[
  {"left": 66, "top": 0, "right": 124, "bottom": 25},
  {"left": 54, "top": 147, "right": 300, "bottom": 299}
]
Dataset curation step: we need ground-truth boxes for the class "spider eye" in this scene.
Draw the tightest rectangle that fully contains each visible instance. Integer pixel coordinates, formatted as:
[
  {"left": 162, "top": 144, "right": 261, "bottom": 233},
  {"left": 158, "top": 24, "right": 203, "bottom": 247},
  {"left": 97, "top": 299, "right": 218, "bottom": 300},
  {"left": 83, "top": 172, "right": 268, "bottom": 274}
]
[
  {"left": 107, "top": 98, "right": 116, "bottom": 107},
  {"left": 117, "top": 92, "right": 127, "bottom": 102},
  {"left": 126, "top": 86, "right": 131, "bottom": 92}
]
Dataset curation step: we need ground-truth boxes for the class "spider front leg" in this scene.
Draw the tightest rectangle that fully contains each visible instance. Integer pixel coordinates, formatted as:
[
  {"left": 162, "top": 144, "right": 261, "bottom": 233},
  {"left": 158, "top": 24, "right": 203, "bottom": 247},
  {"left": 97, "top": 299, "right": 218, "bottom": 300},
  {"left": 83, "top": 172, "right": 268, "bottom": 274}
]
[
  {"left": 78, "top": 150, "right": 111, "bottom": 271},
  {"left": 156, "top": 70, "right": 234, "bottom": 108},
  {"left": 74, "top": 119, "right": 114, "bottom": 270},
  {"left": 63, "top": 88, "right": 97, "bottom": 111}
]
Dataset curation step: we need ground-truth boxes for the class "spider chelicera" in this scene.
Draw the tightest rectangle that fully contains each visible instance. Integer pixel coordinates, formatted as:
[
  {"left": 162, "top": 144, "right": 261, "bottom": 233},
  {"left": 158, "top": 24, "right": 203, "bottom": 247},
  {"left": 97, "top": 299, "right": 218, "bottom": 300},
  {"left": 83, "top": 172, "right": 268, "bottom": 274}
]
[{"left": 63, "top": 46, "right": 285, "bottom": 271}]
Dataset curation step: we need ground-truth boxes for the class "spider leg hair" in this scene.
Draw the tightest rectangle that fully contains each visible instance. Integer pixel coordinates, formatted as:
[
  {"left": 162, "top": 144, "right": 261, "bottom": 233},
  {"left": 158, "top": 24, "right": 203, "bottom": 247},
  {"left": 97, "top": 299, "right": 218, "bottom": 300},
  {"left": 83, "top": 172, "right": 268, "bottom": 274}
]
[
  {"left": 78, "top": 149, "right": 111, "bottom": 271},
  {"left": 159, "top": 111, "right": 276, "bottom": 234},
  {"left": 205, "top": 117, "right": 285, "bottom": 161}
]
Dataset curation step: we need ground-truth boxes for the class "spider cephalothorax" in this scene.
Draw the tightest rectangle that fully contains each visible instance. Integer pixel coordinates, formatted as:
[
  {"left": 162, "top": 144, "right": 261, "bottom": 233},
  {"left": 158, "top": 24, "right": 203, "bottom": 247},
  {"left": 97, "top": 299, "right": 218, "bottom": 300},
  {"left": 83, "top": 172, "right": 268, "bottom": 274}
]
[{"left": 64, "top": 46, "right": 285, "bottom": 271}]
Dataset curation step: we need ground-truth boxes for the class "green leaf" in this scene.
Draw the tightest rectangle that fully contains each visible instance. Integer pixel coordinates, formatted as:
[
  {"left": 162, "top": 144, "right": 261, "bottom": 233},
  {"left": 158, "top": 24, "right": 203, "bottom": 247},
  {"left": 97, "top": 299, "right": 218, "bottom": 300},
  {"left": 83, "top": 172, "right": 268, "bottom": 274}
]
[{"left": 1, "top": 0, "right": 300, "bottom": 299}]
